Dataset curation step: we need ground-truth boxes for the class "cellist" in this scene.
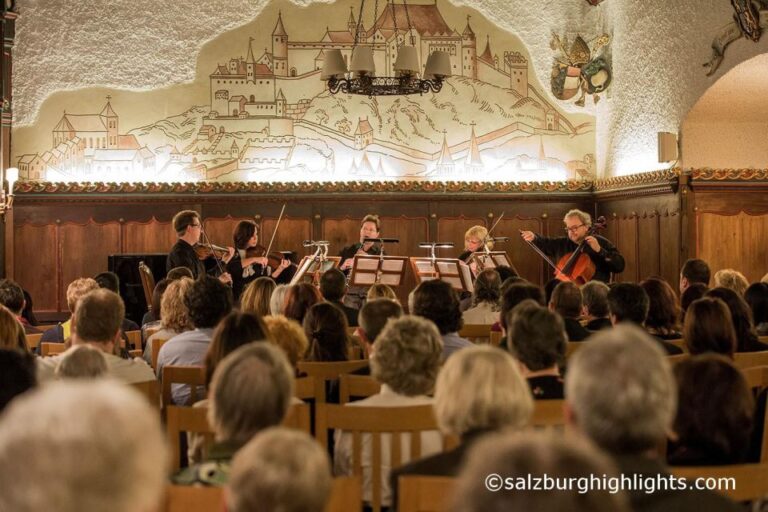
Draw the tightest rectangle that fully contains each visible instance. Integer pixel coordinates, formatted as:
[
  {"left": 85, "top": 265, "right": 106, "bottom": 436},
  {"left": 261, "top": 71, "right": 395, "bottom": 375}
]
[{"left": 520, "top": 209, "right": 624, "bottom": 283}]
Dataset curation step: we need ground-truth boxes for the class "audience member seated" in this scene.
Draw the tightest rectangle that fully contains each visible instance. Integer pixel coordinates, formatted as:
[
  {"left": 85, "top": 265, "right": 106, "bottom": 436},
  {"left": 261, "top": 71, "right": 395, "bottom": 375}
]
[
  {"left": 94, "top": 271, "right": 141, "bottom": 332},
  {"left": 55, "top": 345, "right": 108, "bottom": 380},
  {"left": 452, "top": 432, "right": 628, "bottom": 512},
  {"left": 320, "top": 268, "right": 360, "bottom": 327},
  {"left": 680, "top": 282, "right": 708, "bottom": 324},
  {"left": 357, "top": 298, "right": 404, "bottom": 360},
  {"left": 462, "top": 268, "right": 501, "bottom": 324},
  {"left": 507, "top": 300, "right": 566, "bottom": 399},
  {"left": 304, "top": 302, "right": 351, "bottom": 362},
  {"left": 262, "top": 315, "right": 308, "bottom": 375},
  {"left": 0, "top": 349, "right": 36, "bottom": 412},
  {"left": 283, "top": 283, "right": 322, "bottom": 325},
  {"left": 607, "top": 283, "right": 682, "bottom": 355},
  {"left": 40, "top": 277, "right": 99, "bottom": 346},
  {"left": 157, "top": 276, "right": 233, "bottom": 404},
  {"left": 38, "top": 289, "right": 156, "bottom": 384},
  {"left": 0, "top": 380, "right": 167, "bottom": 512},
  {"left": 204, "top": 311, "right": 271, "bottom": 387},
  {"left": 684, "top": 297, "right": 737, "bottom": 358},
  {"left": 412, "top": 279, "right": 472, "bottom": 359},
  {"left": 140, "top": 278, "right": 169, "bottom": 332},
  {"left": 143, "top": 277, "right": 194, "bottom": 365},
  {"left": 228, "top": 428, "right": 332, "bottom": 512},
  {"left": 492, "top": 281, "right": 545, "bottom": 335},
  {"left": 565, "top": 324, "right": 740, "bottom": 512},
  {"left": 167, "top": 265, "right": 194, "bottom": 281},
  {"left": 269, "top": 284, "right": 290, "bottom": 316},
  {"left": 21, "top": 288, "right": 38, "bottom": 327},
  {"left": 641, "top": 277, "right": 682, "bottom": 339},
  {"left": 706, "top": 286, "right": 768, "bottom": 352},
  {"left": 544, "top": 278, "right": 560, "bottom": 307},
  {"left": 713, "top": 268, "right": 749, "bottom": 296},
  {"left": 581, "top": 280, "right": 612, "bottom": 331},
  {"left": 679, "top": 258, "right": 710, "bottom": 294},
  {"left": 390, "top": 345, "right": 533, "bottom": 508},
  {"left": 173, "top": 343, "right": 293, "bottom": 485},
  {"left": 0, "top": 304, "right": 28, "bottom": 352},
  {"left": 239, "top": 276, "right": 275, "bottom": 317},
  {"left": 0, "top": 278, "right": 41, "bottom": 335},
  {"left": 668, "top": 354, "right": 754, "bottom": 466},
  {"left": 335, "top": 315, "right": 443, "bottom": 508},
  {"left": 494, "top": 265, "right": 518, "bottom": 283},
  {"left": 549, "top": 281, "right": 590, "bottom": 341},
  {"left": 367, "top": 283, "right": 399, "bottom": 303},
  {"left": 745, "top": 282, "right": 768, "bottom": 336}
]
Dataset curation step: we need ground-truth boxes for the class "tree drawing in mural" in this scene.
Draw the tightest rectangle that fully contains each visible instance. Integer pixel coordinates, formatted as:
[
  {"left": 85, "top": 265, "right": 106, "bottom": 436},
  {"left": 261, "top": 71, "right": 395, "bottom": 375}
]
[{"left": 13, "top": 1, "right": 596, "bottom": 183}]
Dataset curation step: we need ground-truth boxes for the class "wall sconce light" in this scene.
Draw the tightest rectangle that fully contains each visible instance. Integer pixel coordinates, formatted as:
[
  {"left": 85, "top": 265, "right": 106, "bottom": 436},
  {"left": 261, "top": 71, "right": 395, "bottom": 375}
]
[{"left": 1, "top": 167, "right": 18, "bottom": 218}]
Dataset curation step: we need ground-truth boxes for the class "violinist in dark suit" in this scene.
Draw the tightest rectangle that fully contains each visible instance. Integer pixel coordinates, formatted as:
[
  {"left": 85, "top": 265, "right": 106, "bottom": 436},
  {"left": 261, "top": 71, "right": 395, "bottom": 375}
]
[
  {"left": 166, "top": 210, "right": 233, "bottom": 284},
  {"left": 520, "top": 209, "right": 624, "bottom": 283},
  {"left": 338, "top": 214, "right": 383, "bottom": 310},
  {"left": 226, "top": 220, "right": 293, "bottom": 300}
]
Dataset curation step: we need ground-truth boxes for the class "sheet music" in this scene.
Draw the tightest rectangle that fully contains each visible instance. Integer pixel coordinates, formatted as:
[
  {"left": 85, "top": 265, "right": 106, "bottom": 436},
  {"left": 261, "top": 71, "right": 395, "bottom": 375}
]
[
  {"left": 460, "top": 263, "right": 475, "bottom": 293},
  {"left": 381, "top": 259, "right": 404, "bottom": 272}
]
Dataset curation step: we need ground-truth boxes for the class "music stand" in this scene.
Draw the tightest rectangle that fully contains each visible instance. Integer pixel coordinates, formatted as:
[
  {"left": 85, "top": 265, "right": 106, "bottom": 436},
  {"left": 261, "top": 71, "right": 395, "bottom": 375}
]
[
  {"left": 467, "top": 251, "right": 519, "bottom": 275},
  {"left": 409, "top": 257, "right": 474, "bottom": 294},
  {"left": 349, "top": 255, "right": 408, "bottom": 288}
]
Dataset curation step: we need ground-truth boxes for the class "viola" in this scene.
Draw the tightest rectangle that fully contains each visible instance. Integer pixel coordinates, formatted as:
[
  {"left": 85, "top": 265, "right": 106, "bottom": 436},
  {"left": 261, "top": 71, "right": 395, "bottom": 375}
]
[{"left": 194, "top": 242, "right": 230, "bottom": 261}]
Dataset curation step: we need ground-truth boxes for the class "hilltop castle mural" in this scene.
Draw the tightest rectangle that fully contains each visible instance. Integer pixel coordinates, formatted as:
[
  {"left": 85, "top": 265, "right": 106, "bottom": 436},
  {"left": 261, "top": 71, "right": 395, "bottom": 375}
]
[{"left": 13, "top": 0, "right": 595, "bottom": 183}]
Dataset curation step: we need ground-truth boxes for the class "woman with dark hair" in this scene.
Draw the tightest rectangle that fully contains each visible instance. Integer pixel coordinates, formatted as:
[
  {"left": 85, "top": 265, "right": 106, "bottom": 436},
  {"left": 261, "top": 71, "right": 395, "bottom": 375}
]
[
  {"left": 669, "top": 354, "right": 754, "bottom": 466},
  {"left": 462, "top": 269, "right": 501, "bottom": 324},
  {"left": 204, "top": 311, "right": 271, "bottom": 386},
  {"left": 683, "top": 297, "right": 737, "bottom": 358},
  {"left": 283, "top": 283, "right": 322, "bottom": 326},
  {"left": 226, "top": 220, "right": 293, "bottom": 300},
  {"left": 745, "top": 282, "right": 768, "bottom": 336},
  {"left": 640, "top": 277, "right": 681, "bottom": 339},
  {"left": 706, "top": 287, "right": 768, "bottom": 352},
  {"left": 303, "top": 302, "right": 350, "bottom": 363},
  {"left": 680, "top": 282, "right": 708, "bottom": 324}
]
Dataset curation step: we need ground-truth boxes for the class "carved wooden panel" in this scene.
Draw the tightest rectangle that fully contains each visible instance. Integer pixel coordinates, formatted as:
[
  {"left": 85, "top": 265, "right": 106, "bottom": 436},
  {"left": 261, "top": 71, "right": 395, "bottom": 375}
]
[
  {"left": 14, "top": 224, "right": 58, "bottom": 312},
  {"left": 614, "top": 216, "right": 638, "bottom": 282},
  {"left": 322, "top": 218, "right": 360, "bottom": 256},
  {"left": 202, "top": 217, "right": 242, "bottom": 249},
  {"left": 495, "top": 217, "right": 544, "bottom": 283},
  {"left": 435, "top": 217, "right": 486, "bottom": 259},
  {"left": 261, "top": 217, "right": 312, "bottom": 259},
  {"left": 122, "top": 218, "right": 175, "bottom": 254},
  {"left": 659, "top": 210, "right": 681, "bottom": 288},
  {"left": 637, "top": 213, "right": 661, "bottom": 280},
  {"left": 697, "top": 212, "right": 768, "bottom": 283}
]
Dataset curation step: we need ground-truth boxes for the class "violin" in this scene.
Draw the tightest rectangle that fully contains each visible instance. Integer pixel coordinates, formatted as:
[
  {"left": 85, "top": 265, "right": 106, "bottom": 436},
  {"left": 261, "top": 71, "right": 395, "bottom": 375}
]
[
  {"left": 245, "top": 244, "right": 296, "bottom": 271},
  {"left": 194, "top": 242, "right": 230, "bottom": 261}
]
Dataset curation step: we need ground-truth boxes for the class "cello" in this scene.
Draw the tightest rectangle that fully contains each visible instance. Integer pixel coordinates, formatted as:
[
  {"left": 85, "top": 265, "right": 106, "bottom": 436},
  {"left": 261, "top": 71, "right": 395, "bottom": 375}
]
[{"left": 521, "top": 216, "right": 608, "bottom": 285}]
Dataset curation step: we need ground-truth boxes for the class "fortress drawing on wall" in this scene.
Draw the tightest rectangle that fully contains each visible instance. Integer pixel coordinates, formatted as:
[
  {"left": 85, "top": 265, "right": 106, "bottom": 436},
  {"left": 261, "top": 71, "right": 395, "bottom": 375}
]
[{"left": 13, "top": 1, "right": 595, "bottom": 183}]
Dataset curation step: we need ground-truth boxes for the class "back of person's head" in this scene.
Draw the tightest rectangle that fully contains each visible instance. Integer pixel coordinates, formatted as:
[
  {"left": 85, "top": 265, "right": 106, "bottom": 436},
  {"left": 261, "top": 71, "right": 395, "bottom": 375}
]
[
  {"left": 240, "top": 277, "right": 276, "bottom": 317},
  {"left": 435, "top": 345, "right": 532, "bottom": 437},
  {"left": 93, "top": 271, "right": 120, "bottom": 294},
  {"left": 262, "top": 315, "right": 308, "bottom": 371},
  {"left": 172, "top": 209, "right": 199, "bottom": 236},
  {"left": 366, "top": 283, "right": 398, "bottom": 302},
  {"left": 549, "top": 281, "right": 582, "bottom": 319},
  {"left": 673, "top": 354, "right": 754, "bottom": 464},
  {"left": 544, "top": 278, "right": 560, "bottom": 307},
  {"left": 412, "top": 279, "right": 462, "bottom": 335},
  {"left": 713, "top": 268, "right": 749, "bottom": 296},
  {"left": 319, "top": 268, "right": 346, "bottom": 302},
  {"left": 472, "top": 269, "right": 501, "bottom": 307},
  {"left": 184, "top": 275, "right": 233, "bottom": 329},
  {"left": 0, "top": 349, "right": 36, "bottom": 413},
  {"left": 283, "top": 283, "right": 322, "bottom": 325},
  {"left": 166, "top": 266, "right": 194, "bottom": 281},
  {"left": 507, "top": 300, "right": 566, "bottom": 372},
  {"left": 494, "top": 265, "right": 518, "bottom": 283},
  {"left": 55, "top": 345, "right": 109, "bottom": 379},
  {"left": 149, "top": 278, "right": 170, "bottom": 321},
  {"left": 500, "top": 275, "right": 526, "bottom": 295},
  {"left": 581, "top": 280, "right": 609, "bottom": 317},
  {"left": 228, "top": 427, "right": 332, "bottom": 512},
  {"left": 205, "top": 311, "right": 270, "bottom": 386},
  {"left": 681, "top": 258, "right": 711, "bottom": 287},
  {"left": 209, "top": 343, "right": 293, "bottom": 445},
  {"left": 706, "top": 286, "right": 758, "bottom": 351},
  {"left": 451, "top": 432, "right": 628, "bottom": 512},
  {"left": 303, "top": 302, "right": 349, "bottom": 362},
  {"left": 680, "top": 282, "right": 708, "bottom": 322},
  {"left": 66, "top": 277, "right": 99, "bottom": 313},
  {"left": 640, "top": 277, "right": 680, "bottom": 332},
  {"left": 270, "top": 284, "right": 290, "bottom": 316},
  {"left": 73, "top": 289, "right": 125, "bottom": 345},
  {"left": 745, "top": 282, "right": 768, "bottom": 326},
  {"left": 499, "top": 282, "right": 546, "bottom": 331},
  {"left": 160, "top": 277, "right": 193, "bottom": 332},
  {"left": 0, "top": 304, "right": 26, "bottom": 352},
  {"left": 21, "top": 289, "right": 37, "bottom": 327},
  {"left": 358, "top": 298, "right": 403, "bottom": 343},
  {"left": 372, "top": 315, "right": 443, "bottom": 396},
  {"left": 607, "top": 283, "right": 649, "bottom": 325},
  {"left": 684, "top": 297, "right": 737, "bottom": 357},
  {"left": 0, "top": 380, "right": 167, "bottom": 512},
  {"left": 565, "top": 324, "right": 676, "bottom": 455},
  {"left": 0, "top": 278, "right": 25, "bottom": 314}
]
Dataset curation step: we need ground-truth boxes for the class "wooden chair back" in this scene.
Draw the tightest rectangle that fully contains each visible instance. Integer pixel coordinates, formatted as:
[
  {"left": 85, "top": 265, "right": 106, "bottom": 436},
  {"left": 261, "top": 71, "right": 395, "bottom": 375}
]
[
  {"left": 565, "top": 341, "right": 583, "bottom": 358},
  {"left": 151, "top": 338, "right": 169, "bottom": 370},
  {"left": 139, "top": 260, "right": 156, "bottom": 312},
  {"left": 296, "top": 360, "right": 369, "bottom": 403},
  {"left": 130, "top": 379, "right": 160, "bottom": 408},
  {"left": 128, "top": 349, "right": 143, "bottom": 358},
  {"left": 165, "top": 405, "right": 214, "bottom": 472},
  {"left": 283, "top": 402, "right": 312, "bottom": 434},
  {"left": 735, "top": 350, "right": 768, "bottom": 370},
  {"left": 665, "top": 338, "right": 687, "bottom": 353},
  {"left": 667, "top": 353, "right": 690, "bottom": 366},
  {"left": 125, "top": 330, "right": 142, "bottom": 350},
  {"left": 531, "top": 399, "right": 566, "bottom": 429},
  {"left": 41, "top": 342, "right": 66, "bottom": 357},
  {"left": 671, "top": 463, "right": 768, "bottom": 502},
  {"left": 325, "top": 476, "right": 363, "bottom": 512},
  {"left": 164, "top": 484, "right": 223, "bottom": 512},
  {"left": 339, "top": 374, "right": 380, "bottom": 404},
  {"left": 314, "top": 403, "right": 442, "bottom": 512},
  {"left": 26, "top": 333, "right": 43, "bottom": 351},
  {"left": 489, "top": 330, "right": 503, "bottom": 347},
  {"left": 161, "top": 366, "right": 206, "bottom": 409},
  {"left": 398, "top": 476, "right": 455, "bottom": 512},
  {"left": 458, "top": 324, "right": 491, "bottom": 343}
]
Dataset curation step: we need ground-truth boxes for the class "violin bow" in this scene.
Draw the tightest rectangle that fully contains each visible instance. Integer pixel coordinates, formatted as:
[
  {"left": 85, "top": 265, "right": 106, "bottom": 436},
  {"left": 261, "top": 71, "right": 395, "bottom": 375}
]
[
  {"left": 262, "top": 203, "right": 286, "bottom": 275},
  {"left": 199, "top": 222, "right": 228, "bottom": 279},
  {"left": 519, "top": 230, "right": 568, "bottom": 278},
  {"left": 479, "top": 211, "right": 505, "bottom": 266}
]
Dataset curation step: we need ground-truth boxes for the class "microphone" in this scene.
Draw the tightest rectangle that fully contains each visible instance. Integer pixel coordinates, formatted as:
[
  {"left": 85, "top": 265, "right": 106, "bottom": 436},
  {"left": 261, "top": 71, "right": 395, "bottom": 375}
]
[
  {"left": 418, "top": 242, "right": 455, "bottom": 248},
  {"left": 302, "top": 240, "right": 330, "bottom": 247},
  {"left": 488, "top": 236, "right": 510, "bottom": 242}
]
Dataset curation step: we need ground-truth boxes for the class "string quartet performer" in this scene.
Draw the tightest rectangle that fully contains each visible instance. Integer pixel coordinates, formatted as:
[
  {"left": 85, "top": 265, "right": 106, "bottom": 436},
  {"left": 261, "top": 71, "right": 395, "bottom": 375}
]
[
  {"left": 166, "top": 210, "right": 234, "bottom": 285},
  {"left": 458, "top": 225, "right": 493, "bottom": 276},
  {"left": 339, "top": 214, "right": 383, "bottom": 309}
]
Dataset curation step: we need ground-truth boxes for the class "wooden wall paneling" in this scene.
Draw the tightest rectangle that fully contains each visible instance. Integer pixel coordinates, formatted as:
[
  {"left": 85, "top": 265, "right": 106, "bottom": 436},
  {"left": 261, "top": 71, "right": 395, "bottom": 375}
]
[
  {"left": 614, "top": 215, "right": 639, "bottom": 282},
  {"left": 202, "top": 216, "right": 241, "bottom": 249},
  {"left": 740, "top": 213, "right": 768, "bottom": 283},
  {"left": 378, "top": 216, "right": 429, "bottom": 307},
  {"left": 14, "top": 223, "right": 58, "bottom": 313},
  {"left": 637, "top": 212, "right": 661, "bottom": 281},
  {"left": 435, "top": 216, "right": 486, "bottom": 259},
  {"left": 59, "top": 221, "right": 121, "bottom": 314},
  {"left": 697, "top": 213, "right": 742, "bottom": 282},
  {"left": 495, "top": 216, "right": 543, "bottom": 284},
  {"left": 122, "top": 218, "right": 175, "bottom": 254},
  {"left": 659, "top": 210, "right": 681, "bottom": 288},
  {"left": 261, "top": 217, "right": 312, "bottom": 261},
  {"left": 321, "top": 218, "right": 361, "bottom": 257}
]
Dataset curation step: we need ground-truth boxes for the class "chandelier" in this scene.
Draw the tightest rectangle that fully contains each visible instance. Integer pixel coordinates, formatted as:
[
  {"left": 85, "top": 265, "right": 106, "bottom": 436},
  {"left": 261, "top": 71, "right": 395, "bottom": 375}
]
[{"left": 321, "top": 0, "right": 451, "bottom": 96}]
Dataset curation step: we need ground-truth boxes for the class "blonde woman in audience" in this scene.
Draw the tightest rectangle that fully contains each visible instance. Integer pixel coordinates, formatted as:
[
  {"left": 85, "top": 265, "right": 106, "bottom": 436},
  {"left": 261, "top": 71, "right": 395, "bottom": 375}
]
[
  {"left": 0, "top": 380, "right": 167, "bottom": 512},
  {"left": 334, "top": 315, "right": 444, "bottom": 508},
  {"left": 55, "top": 345, "right": 108, "bottom": 379},
  {"left": 0, "top": 304, "right": 27, "bottom": 352},
  {"left": 240, "top": 276, "right": 276, "bottom": 317},
  {"left": 462, "top": 268, "right": 501, "bottom": 324},
  {"left": 269, "top": 284, "right": 290, "bottom": 316},
  {"left": 142, "top": 277, "right": 194, "bottom": 364},
  {"left": 262, "top": 314, "right": 309, "bottom": 373},
  {"left": 366, "top": 283, "right": 399, "bottom": 303},
  {"left": 228, "top": 428, "right": 332, "bottom": 512},
  {"left": 40, "top": 277, "right": 99, "bottom": 346},
  {"left": 713, "top": 268, "right": 749, "bottom": 296},
  {"left": 390, "top": 345, "right": 533, "bottom": 506}
]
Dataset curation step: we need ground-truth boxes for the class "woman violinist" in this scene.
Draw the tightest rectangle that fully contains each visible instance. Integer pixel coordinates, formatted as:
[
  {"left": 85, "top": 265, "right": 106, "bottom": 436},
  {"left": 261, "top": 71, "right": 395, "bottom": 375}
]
[
  {"left": 226, "top": 220, "right": 293, "bottom": 300},
  {"left": 458, "top": 225, "right": 494, "bottom": 276},
  {"left": 520, "top": 209, "right": 624, "bottom": 283}
]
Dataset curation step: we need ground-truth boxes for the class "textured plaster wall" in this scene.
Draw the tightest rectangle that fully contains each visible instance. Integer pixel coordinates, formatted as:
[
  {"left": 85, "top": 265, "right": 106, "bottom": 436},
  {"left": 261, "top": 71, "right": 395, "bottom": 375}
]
[
  {"left": 683, "top": 121, "right": 768, "bottom": 169},
  {"left": 12, "top": 0, "right": 768, "bottom": 177}
]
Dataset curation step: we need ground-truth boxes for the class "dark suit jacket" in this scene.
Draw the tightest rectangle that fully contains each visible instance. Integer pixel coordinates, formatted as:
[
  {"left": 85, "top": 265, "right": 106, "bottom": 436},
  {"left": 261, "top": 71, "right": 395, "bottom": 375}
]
[
  {"left": 585, "top": 317, "right": 612, "bottom": 331},
  {"left": 330, "top": 300, "right": 359, "bottom": 327},
  {"left": 563, "top": 317, "right": 591, "bottom": 341}
]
